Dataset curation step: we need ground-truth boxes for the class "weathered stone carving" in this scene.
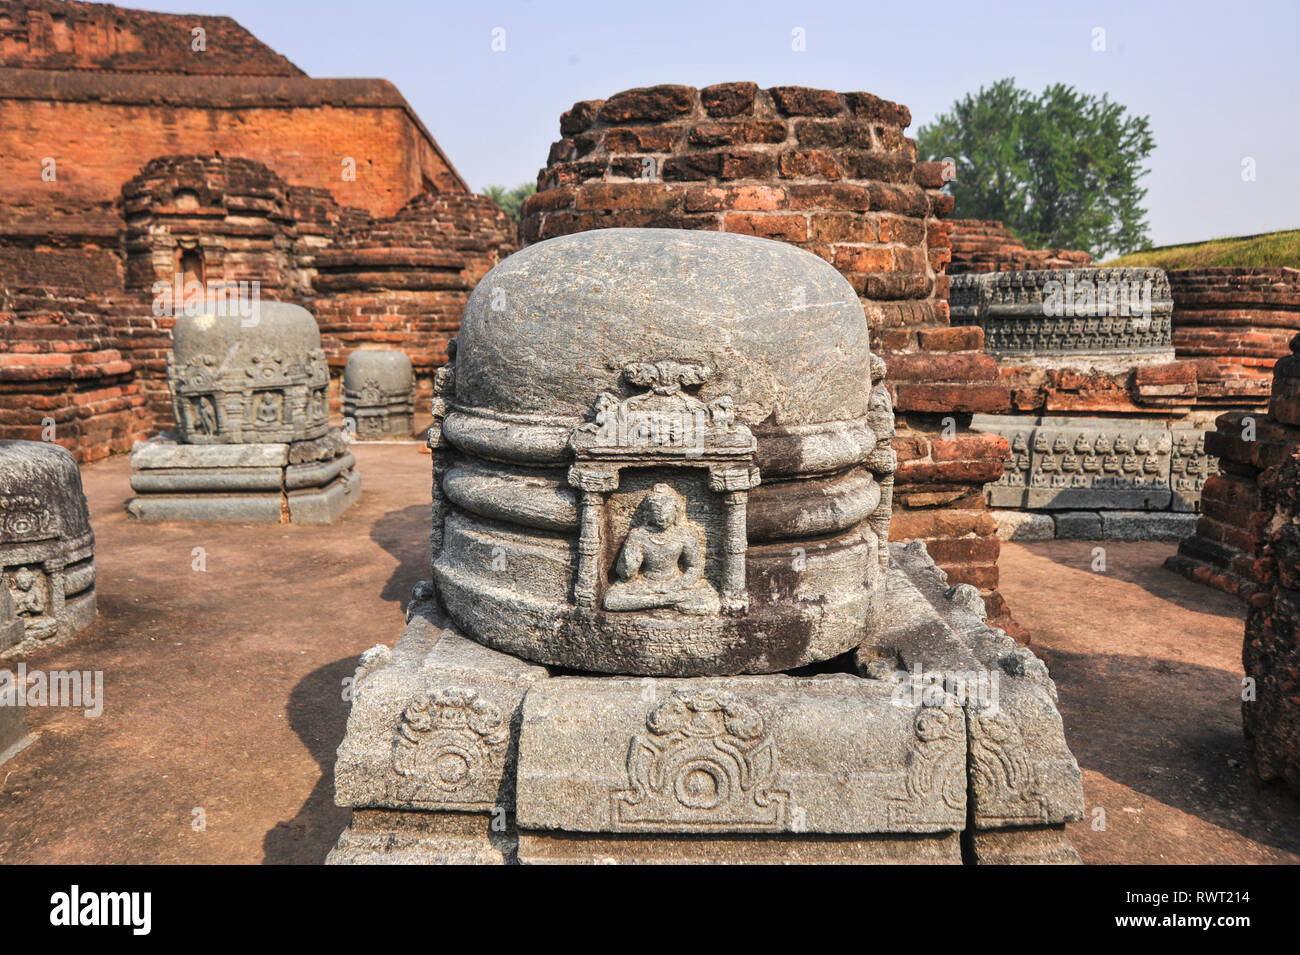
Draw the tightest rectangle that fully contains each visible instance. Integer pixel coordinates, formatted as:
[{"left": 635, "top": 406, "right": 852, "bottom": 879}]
[
  {"left": 961, "top": 268, "right": 1174, "bottom": 357},
  {"left": 612, "top": 690, "right": 786, "bottom": 831},
  {"left": 976, "top": 414, "right": 1217, "bottom": 512},
  {"left": 167, "top": 303, "right": 329, "bottom": 445},
  {"left": 430, "top": 229, "right": 887, "bottom": 675},
  {"left": 331, "top": 228, "right": 1084, "bottom": 866},
  {"left": 392, "top": 686, "right": 508, "bottom": 802},
  {"left": 0, "top": 440, "right": 97, "bottom": 657},
  {"left": 129, "top": 303, "right": 360, "bottom": 523},
  {"left": 343, "top": 350, "right": 416, "bottom": 440}
]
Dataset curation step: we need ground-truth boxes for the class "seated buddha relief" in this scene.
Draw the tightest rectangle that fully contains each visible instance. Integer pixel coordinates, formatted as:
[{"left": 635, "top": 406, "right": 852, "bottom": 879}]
[{"left": 604, "top": 483, "right": 720, "bottom": 615}]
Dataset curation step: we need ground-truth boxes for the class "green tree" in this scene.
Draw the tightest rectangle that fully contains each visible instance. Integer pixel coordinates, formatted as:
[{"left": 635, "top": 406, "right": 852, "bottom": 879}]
[
  {"left": 918, "top": 78, "right": 1155, "bottom": 258},
  {"left": 483, "top": 182, "right": 537, "bottom": 223}
]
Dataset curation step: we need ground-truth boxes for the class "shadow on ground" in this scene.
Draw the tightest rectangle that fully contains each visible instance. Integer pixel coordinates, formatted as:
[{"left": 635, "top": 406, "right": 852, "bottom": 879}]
[
  {"left": 262, "top": 656, "right": 358, "bottom": 864},
  {"left": 371, "top": 504, "right": 431, "bottom": 607},
  {"left": 1049, "top": 646, "right": 1300, "bottom": 855}
]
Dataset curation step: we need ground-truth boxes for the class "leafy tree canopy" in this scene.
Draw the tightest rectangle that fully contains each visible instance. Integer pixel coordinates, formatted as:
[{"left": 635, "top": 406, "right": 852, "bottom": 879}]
[
  {"left": 483, "top": 182, "right": 537, "bottom": 223},
  {"left": 917, "top": 78, "right": 1155, "bottom": 258}
]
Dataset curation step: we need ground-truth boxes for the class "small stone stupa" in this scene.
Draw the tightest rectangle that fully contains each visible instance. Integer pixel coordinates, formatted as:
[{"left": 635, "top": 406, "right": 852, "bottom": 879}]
[
  {"left": 126, "top": 302, "right": 360, "bottom": 523},
  {"left": 0, "top": 440, "right": 97, "bottom": 658},
  {"left": 331, "top": 229, "right": 1084, "bottom": 864},
  {"left": 343, "top": 350, "right": 416, "bottom": 440}
]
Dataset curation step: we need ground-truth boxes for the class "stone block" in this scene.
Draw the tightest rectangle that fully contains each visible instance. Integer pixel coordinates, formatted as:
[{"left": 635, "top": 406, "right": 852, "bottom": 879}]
[
  {"left": 1053, "top": 511, "right": 1102, "bottom": 539},
  {"left": 334, "top": 616, "right": 548, "bottom": 814},
  {"left": 129, "top": 435, "right": 289, "bottom": 469},
  {"left": 992, "top": 510, "right": 1054, "bottom": 541},
  {"left": 1099, "top": 511, "right": 1198, "bottom": 541},
  {"left": 515, "top": 675, "right": 967, "bottom": 837},
  {"left": 125, "top": 493, "right": 285, "bottom": 523}
]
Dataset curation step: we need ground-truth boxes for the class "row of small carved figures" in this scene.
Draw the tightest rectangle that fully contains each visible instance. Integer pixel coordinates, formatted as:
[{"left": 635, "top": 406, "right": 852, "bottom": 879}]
[{"left": 1000, "top": 473, "right": 1205, "bottom": 490}]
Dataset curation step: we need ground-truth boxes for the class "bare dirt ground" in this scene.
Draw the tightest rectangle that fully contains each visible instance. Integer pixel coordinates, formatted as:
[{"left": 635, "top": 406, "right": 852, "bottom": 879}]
[{"left": 0, "top": 445, "right": 1296, "bottom": 864}]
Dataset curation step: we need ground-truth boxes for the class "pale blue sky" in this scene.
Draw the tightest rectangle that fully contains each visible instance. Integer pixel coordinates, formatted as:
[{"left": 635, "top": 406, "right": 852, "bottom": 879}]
[{"left": 129, "top": 0, "right": 1298, "bottom": 248}]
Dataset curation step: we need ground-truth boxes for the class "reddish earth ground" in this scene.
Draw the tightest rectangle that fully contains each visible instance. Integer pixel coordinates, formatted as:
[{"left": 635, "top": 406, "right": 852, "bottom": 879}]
[{"left": 0, "top": 446, "right": 1296, "bottom": 864}]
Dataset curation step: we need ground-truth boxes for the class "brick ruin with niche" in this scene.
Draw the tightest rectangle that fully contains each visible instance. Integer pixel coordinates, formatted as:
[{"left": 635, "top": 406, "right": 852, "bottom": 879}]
[
  {"left": 0, "top": 0, "right": 517, "bottom": 462},
  {"left": 520, "top": 82, "right": 1018, "bottom": 633}
]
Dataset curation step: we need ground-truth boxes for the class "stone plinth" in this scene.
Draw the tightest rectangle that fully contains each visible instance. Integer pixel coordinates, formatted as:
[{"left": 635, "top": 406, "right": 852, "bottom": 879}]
[
  {"left": 0, "top": 440, "right": 97, "bottom": 658},
  {"left": 343, "top": 350, "right": 415, "bottom": 440},
  {"left": 329, "top": 542, "right": 1084, "bottom": 865},
  {"left": 126, "top": 429, "right": 359, "bottom": 524},
  {"left": 1, "top": 587, "right": 31, "bottom": 763}
]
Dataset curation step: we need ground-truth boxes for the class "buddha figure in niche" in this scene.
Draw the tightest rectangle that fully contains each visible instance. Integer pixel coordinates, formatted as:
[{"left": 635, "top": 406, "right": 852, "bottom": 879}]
[{"left": 604, "top": 483, "right": 720, "bottom": 615}]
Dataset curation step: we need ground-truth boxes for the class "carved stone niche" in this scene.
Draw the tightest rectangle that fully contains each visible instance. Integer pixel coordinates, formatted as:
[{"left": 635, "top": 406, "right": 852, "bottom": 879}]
[
  {"left": 167, "top": 302, "right": 330, "bottom": 445},
  {"left": 429, "top": 229, "right": 897, "bottom": 676}
]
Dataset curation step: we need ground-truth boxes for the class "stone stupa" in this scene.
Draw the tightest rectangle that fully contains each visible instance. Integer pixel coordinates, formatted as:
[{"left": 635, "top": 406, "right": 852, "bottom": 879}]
[
  {"left": 330, "top": 229, "right": 1084, "bottom": 864},
  {"left": 126, "top": 302, "right": 360, "bottom": 523}
]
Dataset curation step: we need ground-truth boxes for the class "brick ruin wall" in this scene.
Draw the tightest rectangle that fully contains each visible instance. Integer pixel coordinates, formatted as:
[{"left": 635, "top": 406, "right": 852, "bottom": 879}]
[
  {"left": 0, "top": 1, "right": 514, "bottom": 462},
  {"left": 0, "top": 155, "right": 517, "bottom": 460},
  {"left": 2, "top": 0, "right": 305, "bottom": 75},
  {"left": 0, "top": 72, "right": 465, "bottom": 225},
  {"left": 0, "top": 249, "right": 148, "bottom": 461},
  {"left": 1244, "top": 388, "right": 1300, "bottom": 792},
  {"left": 947, "top": 220, "right": 1092, "bottom": 274},
  {"left": 520, "top": 83, "right": 1018, "bottom": 633},
  {"left": 1169, "top": 268, "right": 1300, "bottom": 407}
]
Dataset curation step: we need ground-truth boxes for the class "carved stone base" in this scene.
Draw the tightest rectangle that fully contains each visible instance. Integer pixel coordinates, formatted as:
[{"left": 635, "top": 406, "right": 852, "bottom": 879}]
[
  {"left": 329, "top": 543, "right": 1085, "bottom": 865},
  {"left": 126, "top": 431, "right": 360, "bottom": 524}
]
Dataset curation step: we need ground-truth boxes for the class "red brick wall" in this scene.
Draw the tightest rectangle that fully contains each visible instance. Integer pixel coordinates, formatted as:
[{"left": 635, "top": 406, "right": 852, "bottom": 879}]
[
  {"left": 0, "top": 71, "right": 464, "bottom": 222},
  {"left": 1167, "top": 340, "right": 1300, "bottom": 598},
  {"left": 520, "top": 83, "right": 1017, "bottom": 632},
  {"left": 0, "top": 285, "right": 149, "bottom": 461},
  {"left": 309, "top": 192, "right": 518, "bottom": 407},
  {"left": 1170, "top": 268, "right": 1300, "bottom": 407}
]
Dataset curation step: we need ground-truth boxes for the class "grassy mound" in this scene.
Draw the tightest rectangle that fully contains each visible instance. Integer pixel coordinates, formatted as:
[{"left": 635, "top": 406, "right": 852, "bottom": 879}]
[{"left": 1103, "top": 230, "right": 1299, "bottom": 270}]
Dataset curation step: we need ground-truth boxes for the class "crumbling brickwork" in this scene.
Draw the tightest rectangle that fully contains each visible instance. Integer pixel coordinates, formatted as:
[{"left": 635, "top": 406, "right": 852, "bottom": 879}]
[
  {"left": 1241, "top": 337, "right": 1300, "bottom": 792},
  {"left": 1, "top": 0, "right": 305, "bottom": 75},
  {"left": 0, "top": 3, "right": 512, "bottom": 462},
  {"left": 0, "top": 283, "right": 148, "bottom": 462},
  {"left": 947, "top": 220, "right": 1092, "bottom": 274},
  {"left": 1169, "top": 268, "right": 1300, "bottom": 407},
  {"left": 520, "top": 83, "right": 1017, "bottom": 631},
  {"left": 310, "top": 192, "right": 517, "bottom": 406}
]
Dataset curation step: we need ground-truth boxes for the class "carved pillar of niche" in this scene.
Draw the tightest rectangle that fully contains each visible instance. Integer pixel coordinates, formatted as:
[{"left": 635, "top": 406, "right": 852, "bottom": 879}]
[
  {"left": 428, "top": 361, "right": 454, "bottom": 561},
  {"left": 568, "top": 466, "right": 619, "bottom": 607},
  {"left": 709, "top": 466, "right": 760, "bottom": 615}
]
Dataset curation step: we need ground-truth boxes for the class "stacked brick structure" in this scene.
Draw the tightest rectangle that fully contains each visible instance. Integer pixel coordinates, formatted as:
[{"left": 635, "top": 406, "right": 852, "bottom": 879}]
[
  {"left": 1162, "top": 271, "right": 1300, "bottom": 592},
  {"left": 0, "top": 2, "right": 514, "bottom": 461},
  {"left": 1245, "top": 426, "right": 1300, "bottom": 793},
  {"left": 520, "top": 83, "right": 1017, "bottom": 631},
  {"left": 1, "top": 0, "right": 304, "bottom": 75},
  {"left": 0, "top": 258, "right": 148, "bottom": 462},
  {"left": 947, "top": 220, "right": 1092, "bottom": 274},
  {"left": 1169, "top": 268, "right": 1300, "bottom": 408}
]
